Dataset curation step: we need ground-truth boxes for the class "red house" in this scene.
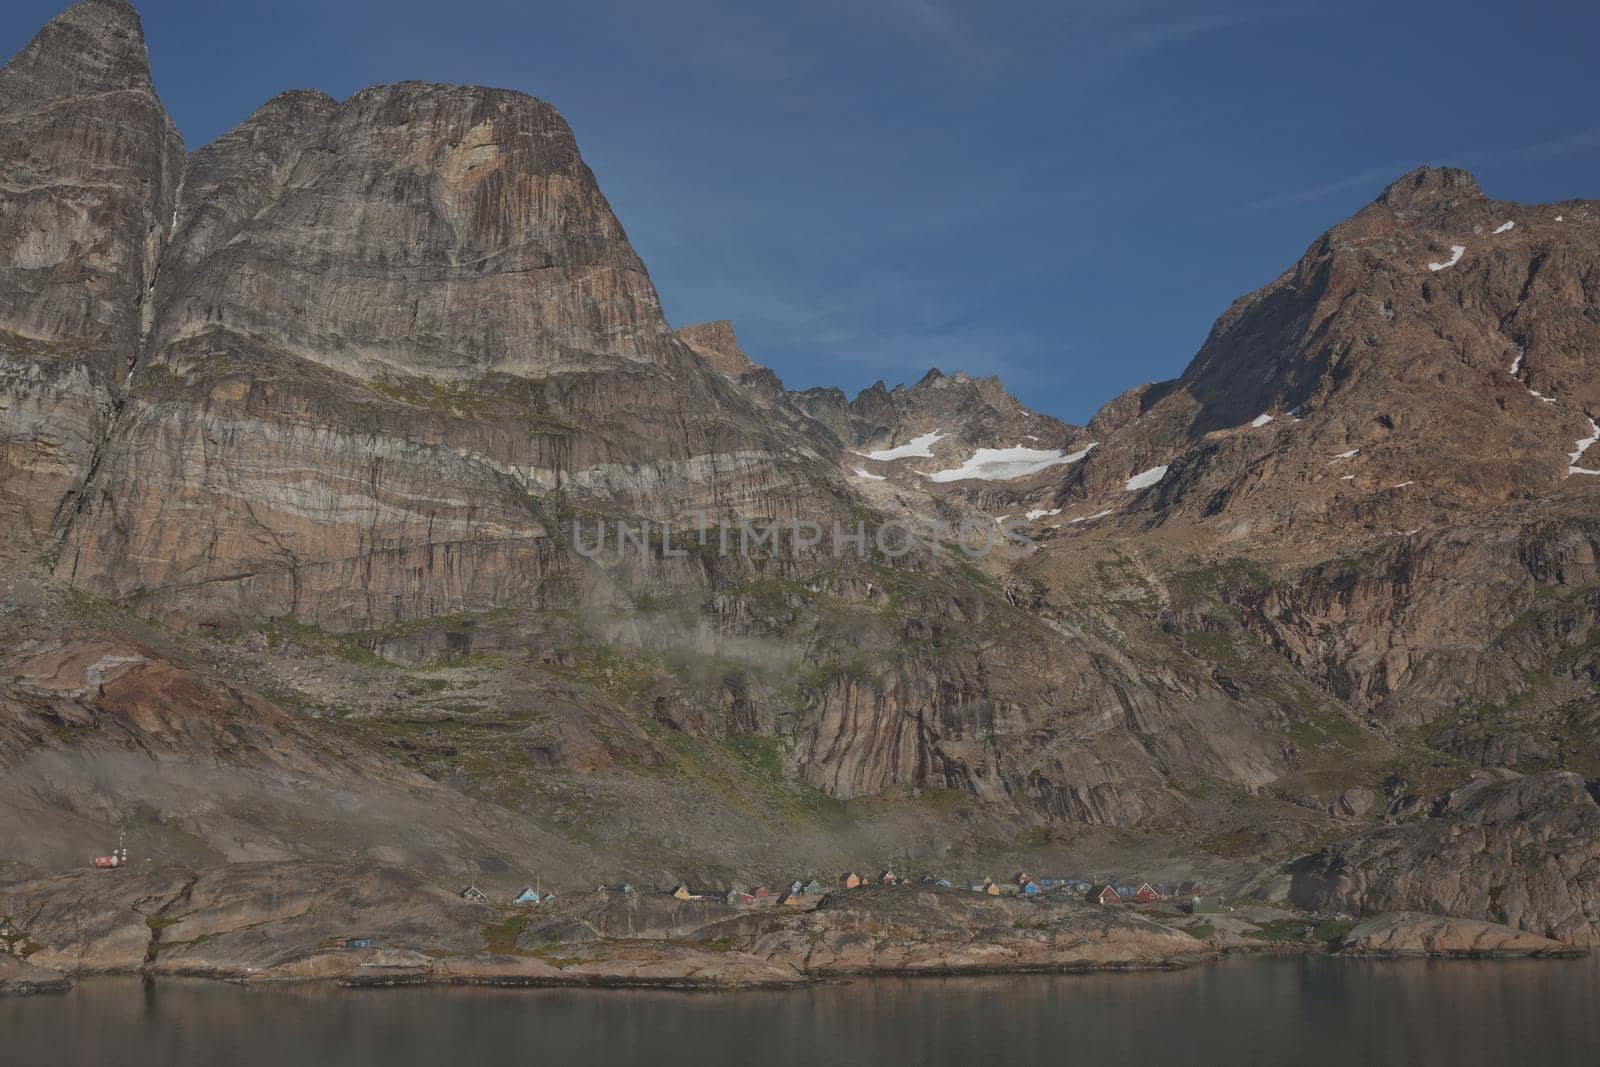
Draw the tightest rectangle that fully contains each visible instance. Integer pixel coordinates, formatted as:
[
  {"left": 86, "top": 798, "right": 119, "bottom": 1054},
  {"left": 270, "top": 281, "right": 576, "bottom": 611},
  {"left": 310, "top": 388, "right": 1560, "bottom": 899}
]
[
  {"left": 1086, "top": 883, "right": 1120, "bottom": 905},
  {"left": 1134, "top": 883, "right": 1162, "bottom": 904}
]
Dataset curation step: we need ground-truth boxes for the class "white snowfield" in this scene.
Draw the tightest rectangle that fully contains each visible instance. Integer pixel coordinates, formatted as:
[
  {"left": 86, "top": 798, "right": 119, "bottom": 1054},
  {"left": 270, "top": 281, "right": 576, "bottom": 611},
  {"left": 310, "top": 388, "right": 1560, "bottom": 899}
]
[
  {"left": 1124, "top": 464, "right": 1169, "bottom": 491},
  {"left": 1567, "top": 417, "right": 1600, "bottom": 475},
  {"left": 852, "top": 468, "right": 886, "bottom": 482},
  {"left": 1427, "top": 245, "right": 1465, "bottom": 271},
  {"left": 860, "top": 430, "right": 946, "bottom": 461},
  {"left": 1061, "top": 442, "right": 1098, "bottom": 464},
  {"left": 1391, "top": 481, "right": 1414, "bottom": 489},
  {"left": 1493, "top": 221, "right": 1515, "bottom": 234},
  {"left": 928, "top": 445, "right": 1086, "bottom": 483},
  {"left": 1329, "top": 448, "right": 1360, "bottom": 462},
  {"left": 1510, "top": 350, "right": 1524, "bottom": 376},
  {"left": 1250, "top": 413, "right": 1274, "bottom": 428},
  {"left": 1069, "top": 508, "right": 1115, "bottom": 524},
  {"left": 1025, "top": 507, "right": 1061, "bottom": 520}
]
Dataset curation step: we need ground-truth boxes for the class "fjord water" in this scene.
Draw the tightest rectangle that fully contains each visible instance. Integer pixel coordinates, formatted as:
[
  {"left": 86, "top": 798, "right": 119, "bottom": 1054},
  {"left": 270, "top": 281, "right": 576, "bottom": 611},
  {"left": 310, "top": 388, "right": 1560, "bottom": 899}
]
[{"left": 5, "top": 958, "right": 1598, "bottom": 1066}]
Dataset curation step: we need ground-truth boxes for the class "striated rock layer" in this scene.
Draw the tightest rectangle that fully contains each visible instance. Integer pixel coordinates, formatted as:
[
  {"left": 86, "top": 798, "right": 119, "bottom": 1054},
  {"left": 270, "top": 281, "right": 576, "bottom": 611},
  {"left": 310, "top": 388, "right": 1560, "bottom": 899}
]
[{"left": 0, "top": 0, "right": 182, "bottom": 562}]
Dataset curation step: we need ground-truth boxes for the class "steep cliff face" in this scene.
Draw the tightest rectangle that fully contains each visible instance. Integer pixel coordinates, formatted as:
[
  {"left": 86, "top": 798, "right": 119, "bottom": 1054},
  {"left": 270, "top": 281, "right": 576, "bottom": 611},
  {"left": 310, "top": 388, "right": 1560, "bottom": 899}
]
[
  {"left": 1291, "top": 772, "right": 1600, "bottom": 944},
  {"left": 0, "top": 0, "right": 182, "bottom": 562},
  {"left": 47, "top": 75, "right": 850, "bottom": 630}
]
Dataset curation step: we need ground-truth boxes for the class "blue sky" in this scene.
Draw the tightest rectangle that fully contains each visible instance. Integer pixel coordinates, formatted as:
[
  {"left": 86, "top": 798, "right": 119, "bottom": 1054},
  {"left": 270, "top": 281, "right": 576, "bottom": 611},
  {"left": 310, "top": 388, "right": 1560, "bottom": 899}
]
[{"left": 6, "top": 1, "right": 1597, "bottom": 422}]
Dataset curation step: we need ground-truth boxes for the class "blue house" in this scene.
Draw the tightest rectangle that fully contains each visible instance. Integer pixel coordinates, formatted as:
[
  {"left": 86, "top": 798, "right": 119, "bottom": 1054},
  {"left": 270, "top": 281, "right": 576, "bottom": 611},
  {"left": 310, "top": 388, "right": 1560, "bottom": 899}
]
[
  {"left": 512, "top": 887, "right": 542, "bottom": 905},
  {"left": 1020, "top": 880, "right": 1040, "bottom": 896}
]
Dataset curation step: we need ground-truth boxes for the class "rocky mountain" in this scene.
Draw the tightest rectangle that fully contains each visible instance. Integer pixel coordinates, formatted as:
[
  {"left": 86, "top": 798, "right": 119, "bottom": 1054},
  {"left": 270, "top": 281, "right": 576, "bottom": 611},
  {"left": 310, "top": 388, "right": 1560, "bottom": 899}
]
[{"left": 2, "top": 0, "right": 1598, "bottom": 951}]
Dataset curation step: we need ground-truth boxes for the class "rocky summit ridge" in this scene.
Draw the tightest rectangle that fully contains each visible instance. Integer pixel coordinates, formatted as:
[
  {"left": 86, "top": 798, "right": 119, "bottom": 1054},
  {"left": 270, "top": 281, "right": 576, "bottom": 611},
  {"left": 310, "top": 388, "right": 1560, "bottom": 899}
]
[{"left": 2, "top": 0, "right": 1600, "bottom": 982}]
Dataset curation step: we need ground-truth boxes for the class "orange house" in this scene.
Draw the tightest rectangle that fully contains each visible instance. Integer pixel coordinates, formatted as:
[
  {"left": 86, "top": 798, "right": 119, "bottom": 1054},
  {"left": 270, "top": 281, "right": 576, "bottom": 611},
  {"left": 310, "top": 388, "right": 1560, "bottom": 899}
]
[{"left": 840, "top": 871, "right": 863, "bottom": 889}]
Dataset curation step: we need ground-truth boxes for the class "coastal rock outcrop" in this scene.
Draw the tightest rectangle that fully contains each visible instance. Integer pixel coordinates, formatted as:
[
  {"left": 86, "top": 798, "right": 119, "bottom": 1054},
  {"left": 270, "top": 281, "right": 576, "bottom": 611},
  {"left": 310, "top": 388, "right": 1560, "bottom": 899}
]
[
  {"left": 1337, "top": 912, "right": 1578, "bottom": 958},
  {"left": 1291, "top": 772, "right": 1600, "bottom": 944}
]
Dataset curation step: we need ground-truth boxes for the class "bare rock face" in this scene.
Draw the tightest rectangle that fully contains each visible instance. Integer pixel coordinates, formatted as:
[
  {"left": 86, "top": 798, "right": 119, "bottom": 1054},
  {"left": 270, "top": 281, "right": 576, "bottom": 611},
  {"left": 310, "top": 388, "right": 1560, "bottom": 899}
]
[
  {"left": 0, "top": 0, "right": 183, "bottom": 562},
  {"left": 0, "top": 954, "right": 71, "bottom": 995},
  {"left": 1291, "top": 772, "right": 1600, "bottom": 945},
  {"left": 724, "top": 886, "right": 1210, "bottom": 974},
  {"left": 1245, "top": 515, "right": 1600, "bottom": 723},
  {"left": 676, "top": 320, "right": 758, "bottom": 378},
  {"left": 50, "top": 79, "right": 846, "bottom": 630},
  {"left": 1338, "top": 912, "right": 1577, "bottom": 958}
]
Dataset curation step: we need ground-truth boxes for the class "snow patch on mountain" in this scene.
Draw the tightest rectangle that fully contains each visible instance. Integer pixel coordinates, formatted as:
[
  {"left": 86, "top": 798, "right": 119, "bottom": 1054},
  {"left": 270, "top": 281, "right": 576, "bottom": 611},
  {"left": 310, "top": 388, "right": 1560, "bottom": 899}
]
[
  {"left": 1125, "top": 465, "right": 1169, "bottom": 492},
  {"left": 1427, "top": 245, "right": 1465, "bottom": 271},
  {"left": 1567, "top": 417, "right": 1600, "bottom": 475},
  {"left": 928, "top": 445, "right": 1083, "bottom": 483},
  {"left": 860, "top": 430, "right": 946, "bottom": 461}
]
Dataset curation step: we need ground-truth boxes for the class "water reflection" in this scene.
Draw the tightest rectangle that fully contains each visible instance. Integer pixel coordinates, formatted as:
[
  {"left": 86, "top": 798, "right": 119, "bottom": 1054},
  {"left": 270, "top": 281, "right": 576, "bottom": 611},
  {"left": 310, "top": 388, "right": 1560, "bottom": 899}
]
[{"left": 3, "top": 957, "right": 1596, "bottom": 1066}]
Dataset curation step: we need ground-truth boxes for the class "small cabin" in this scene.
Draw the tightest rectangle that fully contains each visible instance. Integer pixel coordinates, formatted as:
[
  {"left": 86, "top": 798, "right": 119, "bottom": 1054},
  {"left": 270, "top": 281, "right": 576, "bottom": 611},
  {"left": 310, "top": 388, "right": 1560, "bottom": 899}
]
[
  {"left": 841, "top": 872, "right": 863, "bottom": 889},
  {"left": 1019, "top": 880, "right": 1040, "bottom": 896},
  {"left": 512, "top": 887, "right": 542, "bottom": 906},
  {"left": 1177, "top": 880, "right": 1206, "bottom": 897},
  {"left": 459, "top": 885, "right": 488, "bottom": 903},
  {"left": 879, "top": 871, "right": 900, "bottom": 886},
  {"left": 1086, "top": 884, "right": 1121, "bottom": 905},
  {"left": 982, "top": 878, "right": 1005, "bottom": 896},
  {"left": 726, "top": 889, "right": 756, "bottom": 907},
  {"left": 1133, "top": 883, "right": 1162, "bottom": 904}
]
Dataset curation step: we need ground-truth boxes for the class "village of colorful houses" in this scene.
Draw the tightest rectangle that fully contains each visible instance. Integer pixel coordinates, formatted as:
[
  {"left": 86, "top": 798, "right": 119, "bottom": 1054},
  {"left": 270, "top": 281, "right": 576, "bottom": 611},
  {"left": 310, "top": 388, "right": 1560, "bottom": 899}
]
[{"left": 459, "top": 872, "right": 1225, "bottom": 914}]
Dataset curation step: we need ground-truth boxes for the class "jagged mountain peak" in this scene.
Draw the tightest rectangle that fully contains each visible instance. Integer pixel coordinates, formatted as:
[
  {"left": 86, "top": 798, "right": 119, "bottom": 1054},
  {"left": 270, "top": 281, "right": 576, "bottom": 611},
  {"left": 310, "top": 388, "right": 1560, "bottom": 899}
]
[
  {"left": 1034, "top": 168, "right": 1598, "bottom": 555},
  {"left": 1, "top": 0, "right": 158, "bottom": 105},
  {"left": 1376, "top": 165, "right": 1484, "bottom": 213},
  {"left": 675, "top": 320, "right": 758, "bottom": 377}
]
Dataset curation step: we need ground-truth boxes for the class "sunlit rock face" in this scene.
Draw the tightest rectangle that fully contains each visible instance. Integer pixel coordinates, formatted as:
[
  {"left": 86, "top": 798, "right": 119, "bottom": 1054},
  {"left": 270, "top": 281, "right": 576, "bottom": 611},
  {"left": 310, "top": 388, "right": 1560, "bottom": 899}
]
[{"left": 0, "top": 0, "right": 183, "bottom": 562}]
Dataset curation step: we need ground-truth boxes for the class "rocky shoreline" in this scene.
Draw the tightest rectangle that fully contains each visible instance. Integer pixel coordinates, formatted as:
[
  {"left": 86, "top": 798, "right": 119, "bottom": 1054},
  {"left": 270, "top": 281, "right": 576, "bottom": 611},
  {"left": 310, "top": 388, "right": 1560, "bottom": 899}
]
[{"left": 2, "top": 864, "right": 1588, "bottom": 998}]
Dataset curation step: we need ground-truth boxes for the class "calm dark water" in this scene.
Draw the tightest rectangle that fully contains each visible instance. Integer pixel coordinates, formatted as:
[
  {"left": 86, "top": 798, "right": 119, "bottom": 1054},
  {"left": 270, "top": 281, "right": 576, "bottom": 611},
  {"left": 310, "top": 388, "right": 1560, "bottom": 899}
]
[{"left": 5, "top": 957, "right": 1599, "bottom": 1066}]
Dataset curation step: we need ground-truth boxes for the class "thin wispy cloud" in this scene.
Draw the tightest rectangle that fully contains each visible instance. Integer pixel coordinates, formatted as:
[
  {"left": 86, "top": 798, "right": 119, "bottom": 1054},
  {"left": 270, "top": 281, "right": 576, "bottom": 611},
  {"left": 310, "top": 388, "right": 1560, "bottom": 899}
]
[
  {"left": 1084, "top": 1, "right": 1320, "bottom": 62},
  {"left": 1193, "top": 125, "right": 1600, "bottom": 224}
]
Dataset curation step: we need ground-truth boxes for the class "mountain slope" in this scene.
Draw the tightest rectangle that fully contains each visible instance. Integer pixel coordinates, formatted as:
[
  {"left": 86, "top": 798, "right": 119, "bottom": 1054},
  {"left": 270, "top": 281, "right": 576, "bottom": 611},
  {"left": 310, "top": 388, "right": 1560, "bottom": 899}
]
[{"left": 2, "top": 0, "right": 1599, "bottom": 947}]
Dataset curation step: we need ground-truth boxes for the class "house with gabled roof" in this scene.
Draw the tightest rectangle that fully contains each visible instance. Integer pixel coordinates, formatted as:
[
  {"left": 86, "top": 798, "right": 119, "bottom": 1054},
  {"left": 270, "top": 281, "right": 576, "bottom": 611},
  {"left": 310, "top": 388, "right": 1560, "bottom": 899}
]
[
  {"left": 840, "top": 871, "right": 863, "bottom": 889},
  {"left": 459, "top": 885, "right": 488, "bottom": 903},
  {"left": 1086, "top": 883, "right": 1121, "bottom": 905},
  {"left": 511, "top": 887, "right": 542, "bottom": 906}
]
